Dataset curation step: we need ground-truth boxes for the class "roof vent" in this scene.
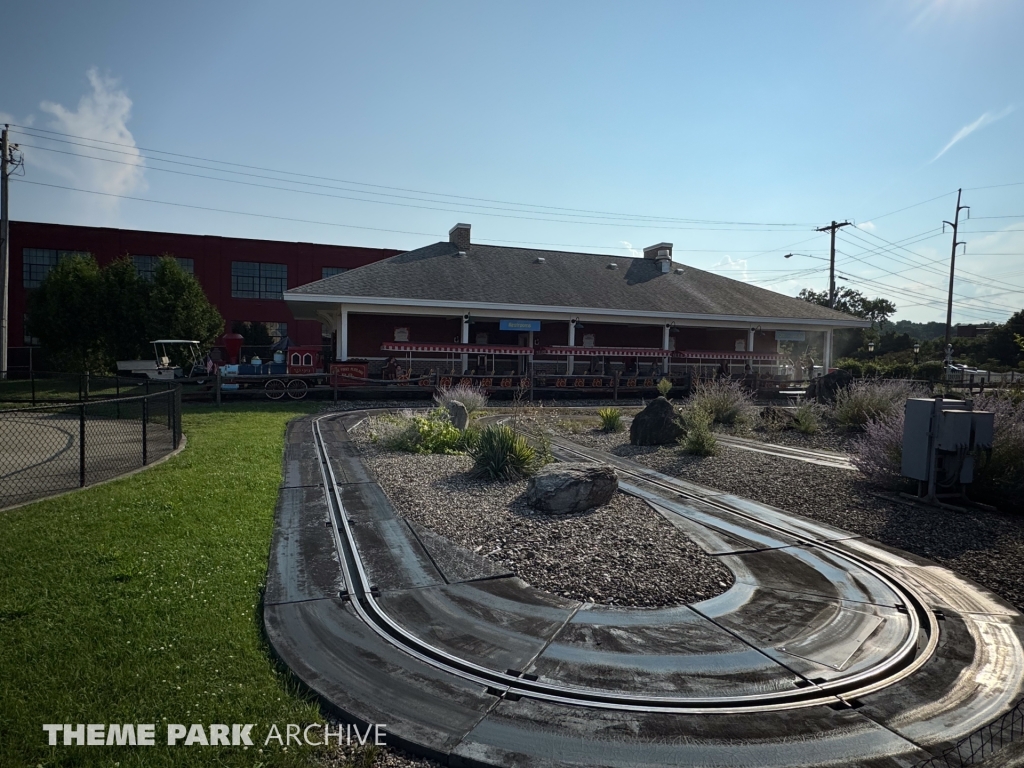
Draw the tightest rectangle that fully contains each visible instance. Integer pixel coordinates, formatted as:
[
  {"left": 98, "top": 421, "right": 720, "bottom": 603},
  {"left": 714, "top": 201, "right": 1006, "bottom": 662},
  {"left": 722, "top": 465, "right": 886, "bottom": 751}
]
[
  {"left": 534, "top": 257, "right": 545, "bottom": 264},
  {"left": 674, "top": 267, "right": 684, "bottom": 274},
  {"left": 455, "top": 250, "right": 467, "bottom": 259},
  {"left": 607, "top": 263, "right": 618, "bottom": 270}
]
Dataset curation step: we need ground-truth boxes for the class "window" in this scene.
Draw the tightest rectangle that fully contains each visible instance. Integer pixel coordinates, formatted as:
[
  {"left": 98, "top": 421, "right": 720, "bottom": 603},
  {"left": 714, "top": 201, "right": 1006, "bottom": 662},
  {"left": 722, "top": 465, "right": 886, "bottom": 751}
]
[
  {"left": 132, "top": 255, "right": 194, "bottom": 281},
  {"left": 265, "top": 322, "right": 287, "bottom": 342},
  {"left": 22, "top": 248, "right": 90, "bottom": 288},
  {"left": 24, "top": 314, "right": 39, "bottom": 346},
  {"left": 322, "top": 266, "right": 347, "bottom": 279},
  {"left": 231, "top": 261, "right": 287, "bottom": 299}
]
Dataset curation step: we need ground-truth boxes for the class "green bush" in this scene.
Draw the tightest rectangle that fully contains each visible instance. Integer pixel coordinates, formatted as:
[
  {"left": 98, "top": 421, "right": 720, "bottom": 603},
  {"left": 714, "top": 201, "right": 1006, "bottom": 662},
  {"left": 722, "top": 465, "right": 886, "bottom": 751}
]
[
  {"left": 836, "top": 359, "right": 863, "bottom": 377},
  {"left": 792, "top": 402, "right": 822, "bottom": 435},
  {"left": 681, "top": 408, "right": 718, "bottom": 456},
  {"left": 834, "top": 379, "right": 925, "bottom": 429},
  {"left": 686, "top": 378, "right": 755, "bottom": 425},
  {"left": 862, "top": 362, "right": 880, "bottom": 378},
  {"left": 656, "top": 378, "right": 673, "bottom": 397},
  {"left": 471, "top": 424, "right": 544, "bottom": 480},
  {"left": 370, "top": 411, "right": 471, "bottom": 454},
  {"left": 887, "top": 363, "right": 914, "bottom": 379},
  {"left": 598, "top": 407, "right": 624, "bottom": 432},
  {"left": 915, "top": 360, "right": 945, "bottom": 383}
]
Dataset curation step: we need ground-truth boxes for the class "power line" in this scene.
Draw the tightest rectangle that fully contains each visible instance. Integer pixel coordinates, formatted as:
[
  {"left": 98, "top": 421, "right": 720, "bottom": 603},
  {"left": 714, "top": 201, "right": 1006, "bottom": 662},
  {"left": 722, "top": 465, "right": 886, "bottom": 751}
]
[{"left": 10, "top": 124, "right": 816, "bottom": 228}]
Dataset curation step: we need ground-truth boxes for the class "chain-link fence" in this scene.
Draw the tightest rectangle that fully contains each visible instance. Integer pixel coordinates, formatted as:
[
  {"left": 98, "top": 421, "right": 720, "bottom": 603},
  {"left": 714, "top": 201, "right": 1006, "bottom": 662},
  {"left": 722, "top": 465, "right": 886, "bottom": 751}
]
[
  {"left": 915, "top": 696, "right": 1024, "bottom": 767},
  {"left": 0, "top": 376, "right": 182, "bottom": 509}
]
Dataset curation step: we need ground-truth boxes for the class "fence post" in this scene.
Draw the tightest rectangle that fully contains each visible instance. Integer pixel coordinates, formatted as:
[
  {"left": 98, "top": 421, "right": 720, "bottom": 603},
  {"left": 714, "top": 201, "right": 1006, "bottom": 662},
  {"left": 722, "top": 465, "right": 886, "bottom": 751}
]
[
  {"left": 31, "top": 371, "right": 36, "bottom": 406},
  {"left": 613, "top": 370, "right": 619, "bottom": 401},
  {"left": 215, "top": 368, "right": 222, "bottom": 407},
  {"left": 142, "top": 396, "right": 149, "bottom": 466},
  {"left": 84, "top": 371, "right": 90, "bottom": 401},
  {"left": 166, "top": 390, "right": 172, "bottom": 433},
  {"left": 79, "top": 403, "right": 86, "bottom": 487}
]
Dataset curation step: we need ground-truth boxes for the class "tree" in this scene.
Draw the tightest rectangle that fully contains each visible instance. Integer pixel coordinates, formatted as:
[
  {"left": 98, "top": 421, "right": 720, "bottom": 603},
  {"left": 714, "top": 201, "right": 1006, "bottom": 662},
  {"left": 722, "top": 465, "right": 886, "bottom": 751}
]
[
  {"left": 983, "top": 309, "right": 1024, "bottom": 367},
  {"left": 101, "top": 256, "right": 150, "bottom": 363},
  {"left": 26, "top": 254, "right": 108, "bottom": 372},
  {"left": 148, "top": 256, "right": 224, "bottom": 348},
  {"left": 232, "top": 321, "right": 273, "bottom": 347},
  {"left": 797, "top": 287, "right": 896, "bottom": 327}
]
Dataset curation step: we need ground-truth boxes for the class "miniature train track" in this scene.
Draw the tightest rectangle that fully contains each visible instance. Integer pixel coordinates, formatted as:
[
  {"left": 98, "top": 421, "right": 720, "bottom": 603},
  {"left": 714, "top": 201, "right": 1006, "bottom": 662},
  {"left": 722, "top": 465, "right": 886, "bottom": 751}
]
[{"left": 309, "top": 411, "right": 938, "bottom": 713}]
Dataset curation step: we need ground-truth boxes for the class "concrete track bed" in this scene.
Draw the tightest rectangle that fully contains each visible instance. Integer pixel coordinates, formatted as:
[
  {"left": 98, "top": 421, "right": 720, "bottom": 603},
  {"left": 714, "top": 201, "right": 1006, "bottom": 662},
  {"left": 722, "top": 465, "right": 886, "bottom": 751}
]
[{"left": 265, "top": 411, "right": 1024, "bottom": 767}]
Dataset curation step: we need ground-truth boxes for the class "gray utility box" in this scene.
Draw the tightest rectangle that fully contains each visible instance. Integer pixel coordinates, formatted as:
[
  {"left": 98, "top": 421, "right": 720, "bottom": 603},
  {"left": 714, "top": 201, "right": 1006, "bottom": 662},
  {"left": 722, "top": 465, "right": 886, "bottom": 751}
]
[{"left": 902, "top": 398, "right": 994, "bottom": 485}]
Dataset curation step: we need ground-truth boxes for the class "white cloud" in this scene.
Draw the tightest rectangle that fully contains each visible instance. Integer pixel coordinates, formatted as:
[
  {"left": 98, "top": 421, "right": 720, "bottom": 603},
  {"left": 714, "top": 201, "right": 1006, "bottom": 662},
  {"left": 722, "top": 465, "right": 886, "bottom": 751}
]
[
  {"left": 856, "top": 221, "right": 876, "bottom": 232},
  {"left": 621, "top": 240, "right": 642, "bottom": 259},
  {"left": 33, "top": 68, "right": 145, "bottom": 207},
  {"left": 712, "top": 254, "right": 749, "bottom": 282},
  {"left": 931, "top": 106, "right": 1015, "bottom": 163}
]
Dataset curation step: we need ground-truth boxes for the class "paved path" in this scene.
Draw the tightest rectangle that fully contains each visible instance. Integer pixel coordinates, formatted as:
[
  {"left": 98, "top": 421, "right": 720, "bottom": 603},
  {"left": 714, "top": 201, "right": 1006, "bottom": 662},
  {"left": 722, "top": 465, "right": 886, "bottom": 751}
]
[{"left": 264, "top": 412, "right": 1024, "bottom": 767}]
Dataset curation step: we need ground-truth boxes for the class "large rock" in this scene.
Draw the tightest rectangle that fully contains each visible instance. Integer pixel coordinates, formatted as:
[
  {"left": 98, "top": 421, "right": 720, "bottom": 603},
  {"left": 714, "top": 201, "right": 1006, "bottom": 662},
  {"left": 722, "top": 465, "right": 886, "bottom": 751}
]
[
  {"left": 525, "top": 463, "right": 618, "bottom": 515},
  {"left": 807, "top": 369, "right": 854, "bottom": 404},
  {"left": 447, "top": 400, "right": 469, "bottom": 431},
  {"left": 630, "top": 396, "right": 685, "bottom": 445}
]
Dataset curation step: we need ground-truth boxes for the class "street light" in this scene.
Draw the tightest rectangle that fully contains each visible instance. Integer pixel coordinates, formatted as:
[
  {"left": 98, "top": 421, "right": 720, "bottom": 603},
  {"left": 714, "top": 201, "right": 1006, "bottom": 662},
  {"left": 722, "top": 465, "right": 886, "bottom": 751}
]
[
  {"left": 867, "top": 341, "right": 875, "bottom": 353},
  {"left": 913, "top": 342, "right": 920, "bottom": 366}
]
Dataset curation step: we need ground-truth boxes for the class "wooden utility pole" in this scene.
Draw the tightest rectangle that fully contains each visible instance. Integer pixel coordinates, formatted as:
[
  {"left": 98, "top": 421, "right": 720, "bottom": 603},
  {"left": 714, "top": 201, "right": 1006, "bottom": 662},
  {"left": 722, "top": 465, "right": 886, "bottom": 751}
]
[
  {"left": 815, "top": 220, "right": 852, "bottom": 309},
  {"left": 943, "top": 189, "right": 969, "bottom": 349},
  {"left": 1, "top": 126, "right": 9, "bottom": 378}
]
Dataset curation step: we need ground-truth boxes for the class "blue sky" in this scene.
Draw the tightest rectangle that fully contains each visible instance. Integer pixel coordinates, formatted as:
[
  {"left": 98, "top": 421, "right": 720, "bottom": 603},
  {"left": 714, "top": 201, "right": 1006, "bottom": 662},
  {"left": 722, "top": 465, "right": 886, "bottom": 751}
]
[{"left": 3, "top": 0, "right": 1023, "bottom": 324}]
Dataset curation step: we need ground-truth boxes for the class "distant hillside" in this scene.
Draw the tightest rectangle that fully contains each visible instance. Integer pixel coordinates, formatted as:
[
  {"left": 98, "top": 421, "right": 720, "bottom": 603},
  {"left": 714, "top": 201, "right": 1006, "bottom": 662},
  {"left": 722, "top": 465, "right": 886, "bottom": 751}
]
[{"left": 889, "top": 320, "right": 948, "bottom": 340}]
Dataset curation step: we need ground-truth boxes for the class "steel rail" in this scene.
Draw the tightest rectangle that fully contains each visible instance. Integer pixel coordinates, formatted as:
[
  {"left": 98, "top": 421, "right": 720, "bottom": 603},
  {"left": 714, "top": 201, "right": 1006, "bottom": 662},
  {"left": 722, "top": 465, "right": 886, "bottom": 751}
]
[{"left": 309, "top": 411, "right": 939, "bottom": 713}]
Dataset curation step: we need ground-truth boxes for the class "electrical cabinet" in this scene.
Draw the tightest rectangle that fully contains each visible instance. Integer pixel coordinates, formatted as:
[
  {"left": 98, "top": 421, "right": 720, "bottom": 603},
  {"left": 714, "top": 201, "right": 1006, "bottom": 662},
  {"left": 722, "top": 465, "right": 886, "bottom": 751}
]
[{"left": 901, "top": 398, "right": 994, "bottom": 490}]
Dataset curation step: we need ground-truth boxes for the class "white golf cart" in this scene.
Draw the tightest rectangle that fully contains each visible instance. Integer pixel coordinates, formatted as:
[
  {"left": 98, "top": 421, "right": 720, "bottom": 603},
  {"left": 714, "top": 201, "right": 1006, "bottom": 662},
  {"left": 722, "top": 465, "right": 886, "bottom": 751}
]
[{"left": 117, "top": 340, "right": 207, "bottom": 380}]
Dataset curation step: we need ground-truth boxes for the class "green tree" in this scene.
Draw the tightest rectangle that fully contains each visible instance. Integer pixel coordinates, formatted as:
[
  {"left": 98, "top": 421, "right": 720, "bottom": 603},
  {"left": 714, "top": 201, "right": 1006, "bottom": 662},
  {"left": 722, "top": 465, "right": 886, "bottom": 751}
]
[
  {"left": 147, "top": 256, "right": 224, "bottom": 348},
  {"left": 26, "top": 254, "right": 108, "bottom": 372},
  {"left": 101, "top": 256, "right": 150, "bottom": 362},
  {"left": 232, "top": 321, "right": 273, "bottom": 347},
  {"left": 983, "top": 309, "right": 1024, "bottom": 367},
  {"left": 797, "top": 287, "right": 897, "bottom": 327}
]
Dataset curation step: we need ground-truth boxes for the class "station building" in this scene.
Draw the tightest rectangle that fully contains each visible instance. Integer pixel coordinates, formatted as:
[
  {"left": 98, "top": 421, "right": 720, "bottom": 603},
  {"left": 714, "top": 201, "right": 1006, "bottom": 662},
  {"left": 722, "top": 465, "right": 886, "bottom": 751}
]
[
  {"left": 7, "top": 220, "right": 400, "bottom": 366},
  {"left": 285, "top": 223, "right": 868, "bottom": 381}
]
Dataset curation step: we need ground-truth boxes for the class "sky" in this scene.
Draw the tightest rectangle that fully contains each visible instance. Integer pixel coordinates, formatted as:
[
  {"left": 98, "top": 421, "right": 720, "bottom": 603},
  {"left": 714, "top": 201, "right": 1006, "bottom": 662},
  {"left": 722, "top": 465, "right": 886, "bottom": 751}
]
[{"left": 2, "top": 0, "right": 1023, "bottom": 326}]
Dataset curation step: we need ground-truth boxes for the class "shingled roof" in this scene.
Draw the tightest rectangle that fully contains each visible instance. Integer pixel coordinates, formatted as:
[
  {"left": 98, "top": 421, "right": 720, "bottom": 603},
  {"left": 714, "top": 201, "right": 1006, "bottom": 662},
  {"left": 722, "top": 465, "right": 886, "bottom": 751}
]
[{"left": 286, "top": 240, "right": 865, "bottom": 325}]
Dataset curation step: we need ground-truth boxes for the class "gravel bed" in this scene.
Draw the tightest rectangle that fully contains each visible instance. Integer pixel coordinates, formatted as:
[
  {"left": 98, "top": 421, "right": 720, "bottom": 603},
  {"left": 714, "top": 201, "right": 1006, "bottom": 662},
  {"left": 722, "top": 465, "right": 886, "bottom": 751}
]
[
  {"left": 727, "top": 423, "right": 856, "bottom": 452},
  {"left": 352, "top": 430, "right": 733, "bottom": 608},
  {"left": 537, "top": 416, "right": 1024, "bottom": 613}
]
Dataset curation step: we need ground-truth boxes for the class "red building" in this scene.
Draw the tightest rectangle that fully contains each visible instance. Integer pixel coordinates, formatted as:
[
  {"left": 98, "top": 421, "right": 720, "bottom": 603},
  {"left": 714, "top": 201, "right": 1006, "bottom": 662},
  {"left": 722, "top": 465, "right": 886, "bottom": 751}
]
[{"left": 8, "top": 220, "right": 400, "bottom": 366}]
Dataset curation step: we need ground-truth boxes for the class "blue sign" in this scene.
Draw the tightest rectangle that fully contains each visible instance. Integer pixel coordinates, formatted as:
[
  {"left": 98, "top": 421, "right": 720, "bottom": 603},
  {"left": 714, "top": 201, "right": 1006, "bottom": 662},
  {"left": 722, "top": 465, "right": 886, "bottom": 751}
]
[{"left": 500, "top": 319, "right": 541, "bottom": 332}]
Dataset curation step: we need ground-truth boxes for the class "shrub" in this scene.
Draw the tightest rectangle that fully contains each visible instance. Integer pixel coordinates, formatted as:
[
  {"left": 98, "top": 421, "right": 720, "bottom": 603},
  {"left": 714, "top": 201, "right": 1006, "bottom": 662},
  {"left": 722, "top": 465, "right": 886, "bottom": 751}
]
[
  {"left": 833, "top": 379, "right": 925, "bottom": 429},
  {"left": 681, "top": 408, "right": 718, "bottom": 456},
  {"left": 598, "top": 407, "right": 624, "bottom": 432},
  {"left": 434, "top": 383, "right": 489, "bottom": 414},
  {"left": 862, "top": 363, "right": 879, "bottom": 378},
  {"left": 915, "top": 360, "right": 945, "bottom": 383},
  {"left": 837, "top": 359, "right": 863, "bottom": 378},
  {"left": 470, "top": 424, "right": 543, "bottom": 480},
  {"left": 686, "top": 378, "right": 755, "bottom": 425},
  {"left": 368, "top": 411, "right": 470, "bottom": 454},
  {"left": 656, "top": 378, "right": 673, "bottom": 397},
  {"left": 973, "top": 393, "right": 1024, "bottom": 513},
  {"left": 851, "top": 410, "right": 909, "bottom": 490},
  {"left": 887, "top": 363, "right": 914, "bottom": 380},
  {"left": 792, "top": 402, "right": 823, "bottom": 435}
]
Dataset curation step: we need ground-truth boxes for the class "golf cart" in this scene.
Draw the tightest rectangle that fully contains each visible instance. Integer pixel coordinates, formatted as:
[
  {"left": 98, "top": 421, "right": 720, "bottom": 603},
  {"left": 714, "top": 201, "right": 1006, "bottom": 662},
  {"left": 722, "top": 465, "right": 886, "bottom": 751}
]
[{"left": 117, "top": 340, "right": 208, "bottom": 380}]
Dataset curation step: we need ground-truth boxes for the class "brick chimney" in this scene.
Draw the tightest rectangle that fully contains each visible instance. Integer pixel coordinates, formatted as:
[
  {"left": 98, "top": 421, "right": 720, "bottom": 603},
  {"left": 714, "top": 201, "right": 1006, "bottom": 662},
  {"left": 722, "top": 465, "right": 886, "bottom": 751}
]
[
  {"left": 449, "top": 223, "right": 471, "bottom": 251},
  {"left": 643, "top": 242, "right": 673, "bottom": 273}
]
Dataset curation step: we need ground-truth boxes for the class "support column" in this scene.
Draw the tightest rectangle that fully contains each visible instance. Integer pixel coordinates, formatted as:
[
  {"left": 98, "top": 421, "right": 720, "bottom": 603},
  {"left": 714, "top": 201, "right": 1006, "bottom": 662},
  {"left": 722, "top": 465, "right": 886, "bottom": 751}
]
[
  {"left": 461, "top": 314, "right": 470, "bottom": 373},
  {"left": 338, "top": 308, "right": 349, "bottom": 361},
  {"left": 823, "top": 328, "right": 833, "bottom": 373},
  {"left": 747, "top": 328, "right": 755, "bottom": 354},
  {"left": 662, "top": 324, "right": 671, "bottom": 375},
  {"left": 567, "top": 319, "right": 576, "bottom": 375}
]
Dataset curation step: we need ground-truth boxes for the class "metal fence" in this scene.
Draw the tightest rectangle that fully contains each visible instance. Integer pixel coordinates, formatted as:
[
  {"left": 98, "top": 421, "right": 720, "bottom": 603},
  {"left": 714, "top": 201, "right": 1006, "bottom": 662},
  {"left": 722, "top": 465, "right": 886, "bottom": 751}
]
[
  {"left": 0, "top": 378, "right": 182, "bottom": 509},
  {"left": 0, "top": 370, "right": 179, "bottom": 405},
  {"left": 915, "top": 697, "right": 1024, "bottom": 767}
]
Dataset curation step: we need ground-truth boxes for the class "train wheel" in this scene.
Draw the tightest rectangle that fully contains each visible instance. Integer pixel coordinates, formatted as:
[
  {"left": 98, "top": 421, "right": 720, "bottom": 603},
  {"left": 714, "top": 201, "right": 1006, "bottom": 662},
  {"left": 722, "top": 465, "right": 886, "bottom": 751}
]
[
  {"left": 286, "top": 379, "right": 308, "bottom": 400},
  {"left": 265, "top": 379, "right": 286, "bottom": 400}
]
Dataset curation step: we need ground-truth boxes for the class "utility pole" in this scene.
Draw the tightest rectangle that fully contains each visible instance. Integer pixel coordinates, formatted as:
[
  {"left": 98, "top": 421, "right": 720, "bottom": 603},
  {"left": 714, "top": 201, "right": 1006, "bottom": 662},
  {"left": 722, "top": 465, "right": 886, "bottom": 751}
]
[
  {"left": 815, "top": 221, "right": 856, "bottom": 309},
  {"left": 815, "top": 220, "right": 852, "bottom": 309},
  {"left": 1, "top": 125, "right": 9, "bottom": 379},
  {"left": 943, "top": 188, "right": 969, "bottom": 349}
]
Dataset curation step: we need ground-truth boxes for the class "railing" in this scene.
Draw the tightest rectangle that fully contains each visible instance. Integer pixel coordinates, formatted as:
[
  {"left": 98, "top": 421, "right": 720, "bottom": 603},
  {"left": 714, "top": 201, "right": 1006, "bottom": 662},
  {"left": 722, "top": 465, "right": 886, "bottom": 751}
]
[
  {"left": 0, "top": 370, "right": 177, "bottom": 405},
  {"left": 0, "top": 382, "right": 182, "bottom": 509},
  {"left": 915, "top": 697, "right": 1024, "bottom": 767}
]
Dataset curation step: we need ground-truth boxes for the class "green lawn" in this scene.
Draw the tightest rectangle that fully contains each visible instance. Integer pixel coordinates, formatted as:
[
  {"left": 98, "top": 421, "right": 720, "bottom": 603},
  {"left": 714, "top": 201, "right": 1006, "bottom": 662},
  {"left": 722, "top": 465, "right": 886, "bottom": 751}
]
[{"left": 0, "top": 402, "right": 342, "bottom": 767}]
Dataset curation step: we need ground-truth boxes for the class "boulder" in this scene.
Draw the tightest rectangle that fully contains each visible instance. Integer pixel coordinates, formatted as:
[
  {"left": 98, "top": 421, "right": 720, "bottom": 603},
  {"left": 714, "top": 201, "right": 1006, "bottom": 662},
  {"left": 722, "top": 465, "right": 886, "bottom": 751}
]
[
  {"left": 760, "top": 405, "right": 797, "bottom": 428},
  {"left": 526, "top": 463, "right": 618, "bottom": 515},
  {"left": 630, "top": 396, "right": 685, "bottom": 445},
  {"left": 447, "top": 400, "right": 469, "bottom": 431},
  {"left": 807, "top": 369, "right": 854, "bottom": 404}
]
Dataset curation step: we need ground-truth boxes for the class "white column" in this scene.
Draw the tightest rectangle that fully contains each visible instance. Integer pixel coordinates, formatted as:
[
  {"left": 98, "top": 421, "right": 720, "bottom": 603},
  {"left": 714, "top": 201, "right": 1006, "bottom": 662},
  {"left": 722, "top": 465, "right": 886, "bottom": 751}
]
[
  {"left": 567, "top": 319, "right": 576, "bottom": 375},
  {"left": 823, "top": 328, "right": 833, "bottom": 373},
  {"left": 662, "top": 324, "right": 671, "bottom": 375},
  {"left": 747, "top": 328, "right": 755, "bottom": 354},
  {"left": 336, "top": 308, "right": 347, "bottom": 361},
  {"left": 461, "top": 314, "right": 470, "bottom": 373}
]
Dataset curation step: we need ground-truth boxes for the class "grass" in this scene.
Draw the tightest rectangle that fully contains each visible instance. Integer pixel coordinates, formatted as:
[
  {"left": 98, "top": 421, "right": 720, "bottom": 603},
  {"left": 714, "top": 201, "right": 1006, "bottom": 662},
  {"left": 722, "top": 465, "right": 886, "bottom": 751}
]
[{"left": 0, "top": 401, "right": 355, "bottom": 768}]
